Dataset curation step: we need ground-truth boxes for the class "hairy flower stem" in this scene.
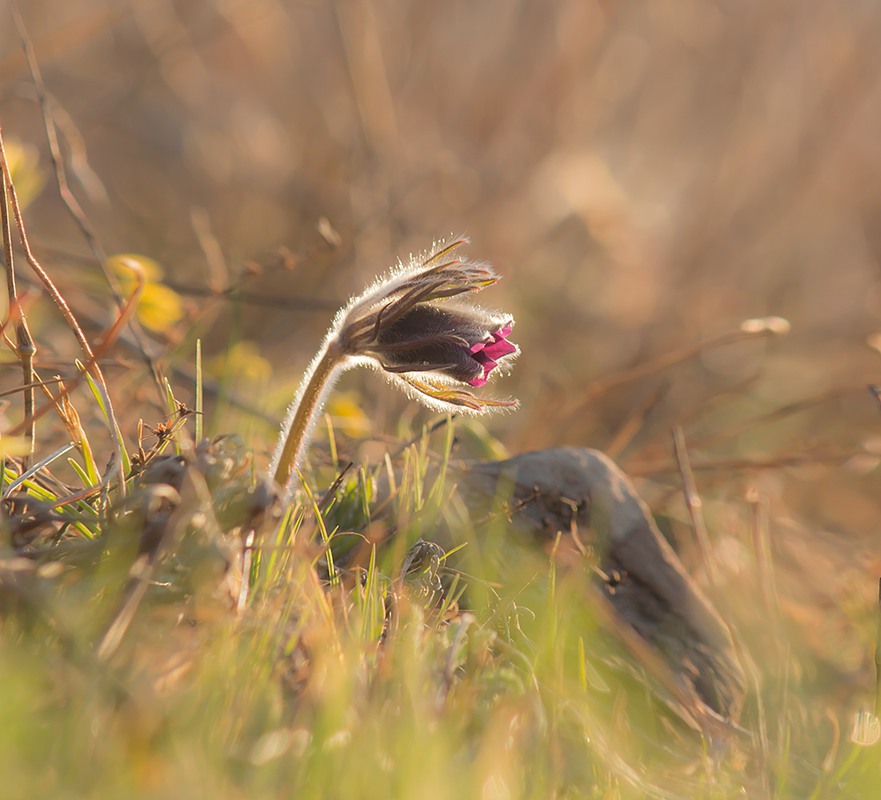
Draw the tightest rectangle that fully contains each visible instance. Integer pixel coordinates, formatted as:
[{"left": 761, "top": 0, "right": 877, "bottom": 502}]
[
  {"left": 271, "top": 340, "right": 344, "bottom": 491},
  {"left": 269, "top": 239, "right": 518, "bottom": 498}
]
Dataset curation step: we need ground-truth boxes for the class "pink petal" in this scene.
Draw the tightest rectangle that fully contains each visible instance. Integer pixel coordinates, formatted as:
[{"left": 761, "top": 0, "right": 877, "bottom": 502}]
[
  {"left": 464, "top": 324, "right": 516, "bottom": 386},
  {"left": 471, "top": 349, "right": 494, "bottom": 366},
  {"left": 483, "top": 337, "right": 517, "bottom": 361}
]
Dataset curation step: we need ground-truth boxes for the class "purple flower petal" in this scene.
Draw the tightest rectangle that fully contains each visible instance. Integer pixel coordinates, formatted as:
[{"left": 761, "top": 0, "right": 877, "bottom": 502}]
[
  {"left": 483, "top": 336, "right": 517, "bottom": 361},
  {"left": 465, "top": 324, "right": 516, "bottom": 386},
  {"left": 470, "top": 348, "right": 494, "bottom": 366}
]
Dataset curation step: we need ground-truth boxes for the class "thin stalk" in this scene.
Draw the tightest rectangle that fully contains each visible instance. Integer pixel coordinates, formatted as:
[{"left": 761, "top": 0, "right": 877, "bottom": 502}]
[
  {"left": 0, "top": 128, "right": 125, "bottom": 482},
  {"left": 195, "top": 339, "right": 203, "bottom": 442},
  {"left": 748, "top": 487, "right": 779, "bottom": 620},
  {"left": 0, "top": 133, "right": 36, "bottom": 464},
  {"left": 271, "top": 340, "right": 344, "bottom": 491},
  {"left": 10, "top": 0, "right": 166, "bottom": 401},
  {"left": 875, "top": 577, "right": 881, "bottom": 718},
  {"left": 672, "top": 426, "right": 718, "bottom": 588}
]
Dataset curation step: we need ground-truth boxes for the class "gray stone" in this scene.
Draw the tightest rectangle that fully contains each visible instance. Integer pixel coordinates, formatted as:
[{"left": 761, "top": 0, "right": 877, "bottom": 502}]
[{"left": 452, "top": 447, "right": 747, "bottom": 726}]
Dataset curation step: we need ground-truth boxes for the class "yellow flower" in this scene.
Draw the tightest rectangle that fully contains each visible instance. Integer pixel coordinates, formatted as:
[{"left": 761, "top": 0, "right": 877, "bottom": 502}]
[{"left": 107, "top": 254, "right": 185, "bottom": 334}]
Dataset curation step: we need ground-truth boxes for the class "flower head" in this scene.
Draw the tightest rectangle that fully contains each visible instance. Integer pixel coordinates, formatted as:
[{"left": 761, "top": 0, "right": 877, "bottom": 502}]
[
  {"left": 270, "top": 238, "right": 519, "bottom": 491},
  {"left": 333, "top": 238, "right": 519, "bottom": 412}
]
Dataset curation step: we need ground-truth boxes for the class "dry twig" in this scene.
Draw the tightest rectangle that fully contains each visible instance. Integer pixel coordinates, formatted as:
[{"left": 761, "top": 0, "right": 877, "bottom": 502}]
[{"left": 671, "top": 426, "right": 718, "bottom": 588}]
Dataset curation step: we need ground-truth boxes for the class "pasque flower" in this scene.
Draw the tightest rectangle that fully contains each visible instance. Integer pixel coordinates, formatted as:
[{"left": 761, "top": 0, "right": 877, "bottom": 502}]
[
  {"left": 270, "top": 238, "right": 519, "bottom": 492},
  {"left": 369, "top": 305, "right": 516, "bottom": 387}
]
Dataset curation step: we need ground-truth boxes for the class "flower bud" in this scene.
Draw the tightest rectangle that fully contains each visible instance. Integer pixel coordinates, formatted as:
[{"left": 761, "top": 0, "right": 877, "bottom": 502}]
[{"left": 331, "top": 238, "right": 519, "bottom": 412}]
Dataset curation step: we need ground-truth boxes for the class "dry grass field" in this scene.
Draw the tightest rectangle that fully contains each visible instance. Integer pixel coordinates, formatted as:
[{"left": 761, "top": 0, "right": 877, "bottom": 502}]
[{"left": 2, "top": 1, "right": 881, "bottom": 797}]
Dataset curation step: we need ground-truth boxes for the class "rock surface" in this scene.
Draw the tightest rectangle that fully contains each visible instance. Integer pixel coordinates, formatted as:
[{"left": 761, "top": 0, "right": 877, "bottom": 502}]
[{"left": 452, "top": 447, "right": 746, "bottom": 727}]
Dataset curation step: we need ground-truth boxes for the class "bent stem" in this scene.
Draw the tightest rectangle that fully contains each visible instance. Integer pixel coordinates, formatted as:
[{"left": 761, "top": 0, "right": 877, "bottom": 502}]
[{"left": 272, "top": 340, "right": 344, "bottom": 492}]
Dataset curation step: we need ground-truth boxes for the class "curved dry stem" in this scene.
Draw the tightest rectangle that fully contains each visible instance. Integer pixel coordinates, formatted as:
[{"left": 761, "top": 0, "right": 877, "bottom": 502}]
[
  {"left": 4, "top": 277, "right": 142, "bottom": 441},
  {"left": 0, "top": 133, "right": 118, "bottom": 426},
  {"left": 9, "top": 0, "right": 165, "bottom": 402},
  {"left": 0, "top": 160, "right": 35, "bottom": 464}
]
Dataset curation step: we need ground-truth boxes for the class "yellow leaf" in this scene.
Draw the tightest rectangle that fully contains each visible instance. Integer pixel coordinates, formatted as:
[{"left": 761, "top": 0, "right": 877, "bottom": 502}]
[
  {"left": 0, "top": 436, "right": 33, "bottom": 458},
  {"left": 136, "top": 283, "right": 185, "bottom": 333},
  {"left": 107, "top": 253, "right": 165, "bottom": 283},
  {"left": 106, "top": 254, "right": 184, "bottom": 334},
  {"left": 5, "top": 139, "right": 46, "bottom": 210}
]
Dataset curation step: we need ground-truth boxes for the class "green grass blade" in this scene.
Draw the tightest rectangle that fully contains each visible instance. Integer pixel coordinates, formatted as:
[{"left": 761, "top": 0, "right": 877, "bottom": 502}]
[
  {"left": 76, "top": 360, "right": 131, "bottom": 477},
  {"left": 2, "top": 442, "right": 76, "bottom": 499},
  {"left": 195, "top": 338, "right": 203, "bottom": 442}
]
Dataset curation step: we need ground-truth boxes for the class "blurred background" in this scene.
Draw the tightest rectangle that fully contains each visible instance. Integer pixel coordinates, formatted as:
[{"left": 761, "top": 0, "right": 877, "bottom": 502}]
[{"left": 3, "top": 0, "right": 881, "bottom": 754}]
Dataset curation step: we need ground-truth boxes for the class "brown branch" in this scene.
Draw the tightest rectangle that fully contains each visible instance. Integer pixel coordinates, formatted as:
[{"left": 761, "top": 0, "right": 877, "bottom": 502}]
[
  {"left": 747, "top": 488, "right": 779, "bottom": 622},
  {"left": 554, "top": 324, "right": 785, "bottom": 428},
  {"left": 8, "top": 0, "right": 105, "bottom": 266},
  {"left": 628, "top": 449, "right": 858, "bottom": 477},
  {"left": 4, "top": 267, "right": 144, "bottom": 441},
  {"left": 605, "top": 381, "right": 669, "bottom": 461},
  {"left": 690, "top": 384, "right": 868, "bottom": 452},
  {"left": 875, "top": 577, "right": 881, "bottom": 718},
  {"left": 0, "top": 131, "right": 120, "bottom": 439},
  {"left": 8, "top": 0, "right": 164, "bottom": 399},
  {"left": 0, "top": 375, "right": 63, "bottom": 400},
  {"left": 0, "top": 130, "right": 36, "bottom": 465},
  {"left": 671, "top": 426, "right": 718, "bottom": 588}
]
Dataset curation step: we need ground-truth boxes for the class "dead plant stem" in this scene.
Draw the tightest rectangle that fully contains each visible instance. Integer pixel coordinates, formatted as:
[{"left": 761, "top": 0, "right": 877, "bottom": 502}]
[
  {"left": 8, "top": 0, "right": 164, "bottom": 399},
  {"left": 0, "top": 128, "right": 116, "bottom": 422},
  {"left": 875, "top": 577, "right": 881, "bottom": 717},
  {"left": 0, "top": 128, "right": 36, "bottom": 463},
  {"left": 672, "top": 426, "right": 718, "bottom": 588}
]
